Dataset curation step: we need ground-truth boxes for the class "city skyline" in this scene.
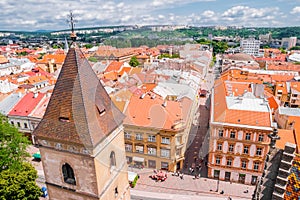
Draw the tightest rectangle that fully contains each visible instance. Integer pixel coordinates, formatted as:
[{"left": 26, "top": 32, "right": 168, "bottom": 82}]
[{"left": 0, "top": 0, "right": 300, "bottom": 31}]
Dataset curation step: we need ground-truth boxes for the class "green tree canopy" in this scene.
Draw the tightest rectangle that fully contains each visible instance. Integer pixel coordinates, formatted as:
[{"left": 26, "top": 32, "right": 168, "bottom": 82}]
[
  {"left": 0, "top": 162, "right": 42, "bottom": 200},
  {"left": 129, "top": 56, "right": 140, "bottom": 67},
  {"left": 0, "top": 114, "right": 42, "bottom": 199},
  {"left": 0, "top": 115, "right": 30, "bottom": 171}
]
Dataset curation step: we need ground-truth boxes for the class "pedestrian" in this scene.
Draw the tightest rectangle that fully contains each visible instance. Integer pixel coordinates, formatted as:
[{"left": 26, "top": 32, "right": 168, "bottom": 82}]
[
  {"left": 228, "top": 196, "right": 232, "bottom": 200},
  {"left": 180, "top": 173, "right": 184, "bottom": 180}
]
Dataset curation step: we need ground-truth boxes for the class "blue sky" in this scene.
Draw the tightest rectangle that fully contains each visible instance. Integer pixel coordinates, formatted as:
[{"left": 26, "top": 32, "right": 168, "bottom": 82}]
[{"left": 0, "top": 0, "right": 299, "bottom": 31}]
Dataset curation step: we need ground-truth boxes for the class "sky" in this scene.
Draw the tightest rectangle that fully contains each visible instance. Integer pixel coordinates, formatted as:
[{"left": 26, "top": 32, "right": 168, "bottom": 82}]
[{"left": 0, "top": 0, "right": 300, "bottom": 31}]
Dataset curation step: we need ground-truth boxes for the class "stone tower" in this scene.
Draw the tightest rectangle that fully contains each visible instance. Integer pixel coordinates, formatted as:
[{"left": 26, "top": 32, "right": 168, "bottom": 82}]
[{"left": 33, "top": 45, "right": 130, "bottom": 200}]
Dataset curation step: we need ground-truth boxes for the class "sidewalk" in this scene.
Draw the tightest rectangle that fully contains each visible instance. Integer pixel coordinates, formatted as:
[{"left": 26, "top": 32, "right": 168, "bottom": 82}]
[
  {"left": 131, "top": 168, "right": 253, "bottom": 200},
  {"left": 131, "top": 190, "right": 249, "bottom": 200}
]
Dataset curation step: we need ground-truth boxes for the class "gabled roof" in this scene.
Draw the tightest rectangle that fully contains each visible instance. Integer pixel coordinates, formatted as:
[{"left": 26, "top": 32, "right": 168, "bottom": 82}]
[{"left": 33, "top": 46, "right": 125, "bottom": 150}]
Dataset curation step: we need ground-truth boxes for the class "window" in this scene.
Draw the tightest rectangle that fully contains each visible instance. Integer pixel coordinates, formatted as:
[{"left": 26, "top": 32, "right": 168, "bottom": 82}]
[
  {"left": 135, "top": 145, "right": 144, "bottom": 153},
  {"left": 124, "top": 132, "right": 131, "bottom": 139},
  {"left": 216, "top": 157, "right": 221, "bottom": 165},
  {"left": 254, "top": 162, "right": 259, "bottom": 171},
  {"left": 125, "top": 144, "right": 132, "bottom": 152},
  {"left": 176, "top": 148, "right": 182, "bottom": 156},
  {"left": 161, "top": 162, "right": 169, "bottom": 170},
  {"left": 126, "top": 156, "right": 132, "bottom": 164},
  {"left": 176, "top": 136, "right": 182, "bottom": 145},
  {"left": 245, "top": 133, "right": 251, "bottom": 140},
  {"left": 218, "top": 130, "right": 224, "bottom": 137},
  {"left": 251, "top": 176, "right": 258, "bottom": 185},
  {"left": 148, "top": 160, "right": 156, "bottom": 168},
  {"left": 230, "top": 131, "right": 235, "bottom": 139},
  {"left": 256, "top": 147, "right": 262, "bottom": 156},
  {"left": 148, "top": 135, "right": 156, "bottom": 142},
  {"left": 161, "top": 149, "right": 170, "bottom": 158},
  {"left": 258, "top": 134, "right": 264, "bottom": 142},
  {"left": 228, "top": 144, "right": 234, "bottom": 152},
  {"left": 227, "top": 158, "right": 232, "bottom": 166},
  {"left": 62, "top": 163, "right": 76, "bottom": 185},
  {"left": 114, "top": 187, "right": 118, "bottom": 197},
  {"left": 136, "top": 133, "right": 143, "bottom": 141},
  {"left": 10, "top": 121, "right": 14, "bottom": 126},
  {"left": 110, "top": 151, "right": 116, "bottom": 167},
  {"left": 243, "top": 146, "right": 249, "bottom": 154},
  {"left": 214, "top": 170, "right": 220, "bottom": 179},
  {"left": 23, "top": 123, "right": 28, "bottom": 129},
  {"left": 241, "top": 160, "right": 247, "bottom": 169},
  {"left": 161, "top": 137, "right": 170, "bottom": 144},
  {"left": 17, "top": 122, "right": 20, "bottom": 127},
  {"left": 217, "top": 143, "right": 222, "bottom": 151},
  {"left": 148, "top": 147, "right": 157, "bottom": 155}
]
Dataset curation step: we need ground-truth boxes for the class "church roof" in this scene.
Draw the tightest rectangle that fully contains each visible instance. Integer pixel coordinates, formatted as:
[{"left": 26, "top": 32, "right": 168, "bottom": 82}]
[{"left": 33, "top": 46, "right": 125, "bottom": 150}]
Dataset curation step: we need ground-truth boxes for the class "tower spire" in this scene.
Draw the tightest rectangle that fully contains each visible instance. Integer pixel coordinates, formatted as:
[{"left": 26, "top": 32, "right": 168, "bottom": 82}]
[{"left": 68, "top": 11, "right": 77, "bottom": 41}]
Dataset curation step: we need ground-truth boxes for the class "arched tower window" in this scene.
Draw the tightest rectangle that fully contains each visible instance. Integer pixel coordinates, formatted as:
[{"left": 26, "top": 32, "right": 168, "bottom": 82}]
[
  {"left": 110, "top": 151, "right": 116, "bottom": 167},
  {"left": 62, "top": 163, "right": 76, "bottom": 185}
]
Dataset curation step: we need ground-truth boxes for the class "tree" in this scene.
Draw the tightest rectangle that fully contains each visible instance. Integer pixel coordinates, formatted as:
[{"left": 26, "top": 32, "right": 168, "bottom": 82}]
[
  {"left": 129, "top": 56, "right": 140, "bottom": 67},
  {"left": 0, "top": 115, "right": 41, "bottom": 199},
  {"left": 0, "top": 162, "right": 42, "bottom": 200},
  {"left": 0, "top": 115, "right": 30, "bottom": 171}
]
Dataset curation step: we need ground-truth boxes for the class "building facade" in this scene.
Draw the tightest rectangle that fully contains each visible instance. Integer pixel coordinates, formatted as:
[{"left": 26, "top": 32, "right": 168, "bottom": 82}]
[
  {"left": 208, "top": 79, "right": 273, "bottom": 185},
  {"left": 123, "top": 94, "right": 195, "bottom": 172},
  {"left": 240, "top": 38, "right": 260, "bottom": 57}
]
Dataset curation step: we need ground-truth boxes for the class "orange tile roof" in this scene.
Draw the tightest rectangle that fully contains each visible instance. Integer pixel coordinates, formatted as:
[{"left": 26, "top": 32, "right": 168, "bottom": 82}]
[
  {"left": 268, "top": 95, "right": 279, "bottom": 111},
  {"left": 129, "top": 67, "right": 143, "bottom": 75},
  {"left": 118, "top": 66, "right": 131, "bottom": 76},
  {"left": 276, "top": 129, "right": 296, "bottom": 150},
  {"left": 27, "top": 75, "right": 48, "bottom": 84},
  {"left": 103, "top": 71, "right": 118, "bottom": 81},
  {"left": 224, "top": 81, "right": 252, "bottom": 96},
  {"left": 110, "top": 89, "right": 133, "bottom": 112},
  {"left": 37, "top": 54, "right": 66, "bottom": 64},
  {"left": 267, "top": 62, "right": 300, "bottom": 72},
  {"left": 140, "top": 83, "right": 157, "bottom": 92},
  {"left": 213, "top": 79, "right": 272, "bottom": 127},
  {"left": 124, "top": 94, "right": 192, "bottom": 130},
  {"left": 105, "top": 61, "right": 124, "bottom": 73}
]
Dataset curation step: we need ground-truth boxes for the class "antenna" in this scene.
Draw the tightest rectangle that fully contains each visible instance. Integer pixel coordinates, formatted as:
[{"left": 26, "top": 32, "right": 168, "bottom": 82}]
[{"left": 67, "top": 11, "right": 77, "bottom": 41}]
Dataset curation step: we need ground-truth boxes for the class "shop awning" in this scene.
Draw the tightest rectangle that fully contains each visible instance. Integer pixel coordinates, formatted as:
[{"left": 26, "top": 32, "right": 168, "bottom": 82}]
[{"left": 133, "top": 156, "right": 144, "bottom": 162}]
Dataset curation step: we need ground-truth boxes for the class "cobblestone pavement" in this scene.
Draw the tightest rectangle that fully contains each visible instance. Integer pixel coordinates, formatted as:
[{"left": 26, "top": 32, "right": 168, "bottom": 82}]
[{"left": 131, "top": 168, "right": 253, "bottom": 200}]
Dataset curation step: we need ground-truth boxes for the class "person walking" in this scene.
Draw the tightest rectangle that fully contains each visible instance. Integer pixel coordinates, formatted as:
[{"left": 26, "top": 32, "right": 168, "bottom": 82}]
[{"left": 180, "top": 173, "right": 184, "bottom": 180}]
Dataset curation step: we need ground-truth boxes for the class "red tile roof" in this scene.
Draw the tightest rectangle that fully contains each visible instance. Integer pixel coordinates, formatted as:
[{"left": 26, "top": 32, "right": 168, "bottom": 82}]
[{"left": 8, "top": 92, "right": 45, "bottom": 117}]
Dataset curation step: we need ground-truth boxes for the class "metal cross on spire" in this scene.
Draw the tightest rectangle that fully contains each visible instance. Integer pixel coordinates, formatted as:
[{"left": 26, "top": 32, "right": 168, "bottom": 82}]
[{"left": 67, "top": 11, "right": 77, "bottom": 41}]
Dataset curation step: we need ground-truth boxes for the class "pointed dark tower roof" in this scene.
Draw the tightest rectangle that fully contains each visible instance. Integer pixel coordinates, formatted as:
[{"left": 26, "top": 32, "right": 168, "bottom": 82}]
[{"left": 33, "top": 46, "right": 125, "bottom": 150}]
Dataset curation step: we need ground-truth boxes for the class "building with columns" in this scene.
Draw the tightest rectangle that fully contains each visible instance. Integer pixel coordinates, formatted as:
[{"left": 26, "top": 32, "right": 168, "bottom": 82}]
[
  {"left": 33, "top": 43, "right": 130, "bottom": 200},
  {"left": 208, "top": 79, "right": 273, "bottom": 185}
]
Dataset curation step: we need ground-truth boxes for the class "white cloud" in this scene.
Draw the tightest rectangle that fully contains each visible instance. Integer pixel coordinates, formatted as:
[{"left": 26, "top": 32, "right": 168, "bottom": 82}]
[
  {"left": 0, "top": 0, "right": 296, "bottom": 31},
  {"left": 291, "top": 6, "right": 300, "bottom": 14}
]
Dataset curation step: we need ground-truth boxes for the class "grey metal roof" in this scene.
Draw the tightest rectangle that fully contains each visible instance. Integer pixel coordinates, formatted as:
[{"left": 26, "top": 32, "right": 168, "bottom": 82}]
[{"left": 0, "top": 93, "right": 24, "bottom": 115}]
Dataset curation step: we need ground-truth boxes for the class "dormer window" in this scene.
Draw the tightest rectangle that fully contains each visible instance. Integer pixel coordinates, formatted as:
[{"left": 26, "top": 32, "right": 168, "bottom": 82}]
[
  {"left": 59, "top": 117, "right": 70, "bottom": 122},
  {"left": 62, "top": 163, "right": 76, "bottom": 185},
  {"left": 96, "top": 105, "right": 106, "bottom": 116},
  {"left": 110, "top": 151, "right": 116, "bottom": 168}
]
